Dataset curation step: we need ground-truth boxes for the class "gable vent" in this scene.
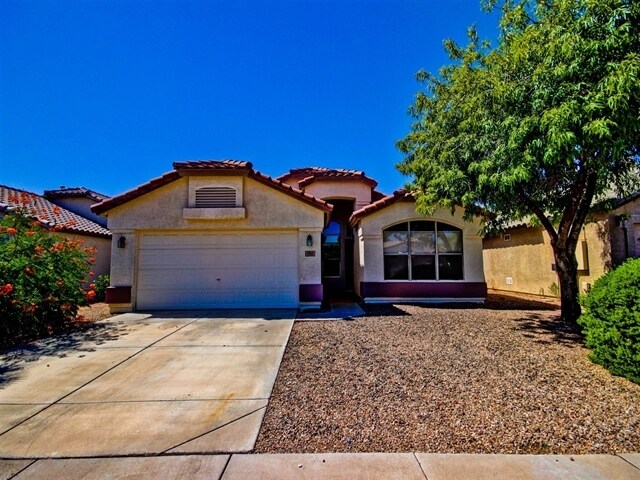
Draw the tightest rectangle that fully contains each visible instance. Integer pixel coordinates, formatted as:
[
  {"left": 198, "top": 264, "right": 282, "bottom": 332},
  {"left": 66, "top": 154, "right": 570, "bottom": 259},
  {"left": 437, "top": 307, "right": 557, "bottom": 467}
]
[{"left": 195, "top": 187, "right": 237, "bottom": 208}]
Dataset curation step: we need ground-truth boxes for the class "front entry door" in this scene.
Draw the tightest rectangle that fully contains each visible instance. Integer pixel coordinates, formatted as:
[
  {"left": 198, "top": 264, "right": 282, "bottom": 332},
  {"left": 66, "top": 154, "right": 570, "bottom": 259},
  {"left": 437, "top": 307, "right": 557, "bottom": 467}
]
[{"left": 321, "top": 199, "right": 355, "bottom": 297}]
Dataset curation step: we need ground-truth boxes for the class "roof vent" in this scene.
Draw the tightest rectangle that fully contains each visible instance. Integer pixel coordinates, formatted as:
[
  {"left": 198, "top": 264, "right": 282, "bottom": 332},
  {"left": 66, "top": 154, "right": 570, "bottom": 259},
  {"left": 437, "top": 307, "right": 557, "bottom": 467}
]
[{"left": 195, "top": 186, "right": 236, "bottom": 208}]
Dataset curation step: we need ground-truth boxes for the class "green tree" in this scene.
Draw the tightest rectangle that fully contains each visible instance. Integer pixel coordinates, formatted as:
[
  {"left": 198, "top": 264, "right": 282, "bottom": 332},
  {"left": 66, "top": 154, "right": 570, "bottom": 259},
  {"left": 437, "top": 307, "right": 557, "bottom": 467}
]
[{"left": 397, "top": 0, "right": 640, "bottom": 323}]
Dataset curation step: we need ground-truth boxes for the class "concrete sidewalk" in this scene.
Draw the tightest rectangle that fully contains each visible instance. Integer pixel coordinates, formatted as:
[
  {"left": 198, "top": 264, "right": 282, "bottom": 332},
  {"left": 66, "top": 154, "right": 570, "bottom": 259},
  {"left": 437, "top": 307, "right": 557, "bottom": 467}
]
[{"left": 2, "top": 452, "right": 639, "bottom": 479}]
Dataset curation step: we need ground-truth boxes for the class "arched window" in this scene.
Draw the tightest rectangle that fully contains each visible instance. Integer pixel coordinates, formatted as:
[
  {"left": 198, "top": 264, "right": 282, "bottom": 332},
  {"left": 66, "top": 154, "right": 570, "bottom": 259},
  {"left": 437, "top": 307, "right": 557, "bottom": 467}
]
[
  {"left": 383, "top": 221, "right": 463, "bottom": 280},
  {"left": 195, "top": 186, "right": 236, "bottom": 208}
]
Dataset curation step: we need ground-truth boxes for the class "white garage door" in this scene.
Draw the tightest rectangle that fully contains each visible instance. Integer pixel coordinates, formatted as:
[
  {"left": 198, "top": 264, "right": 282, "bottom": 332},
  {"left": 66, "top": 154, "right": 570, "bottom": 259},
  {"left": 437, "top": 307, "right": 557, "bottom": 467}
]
[{"left": 137, "top": 232, "right": 298, "bottom": 309}]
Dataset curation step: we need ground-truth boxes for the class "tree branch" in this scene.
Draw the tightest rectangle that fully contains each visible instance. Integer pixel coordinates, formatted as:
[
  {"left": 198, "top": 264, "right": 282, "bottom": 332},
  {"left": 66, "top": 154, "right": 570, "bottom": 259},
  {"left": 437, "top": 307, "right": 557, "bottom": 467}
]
[
  {"left": 568, "top": 170, "right": 598, "bottom": 248},
  {"left": 517, "top": 188, "right": 558, "bottom": 243}
]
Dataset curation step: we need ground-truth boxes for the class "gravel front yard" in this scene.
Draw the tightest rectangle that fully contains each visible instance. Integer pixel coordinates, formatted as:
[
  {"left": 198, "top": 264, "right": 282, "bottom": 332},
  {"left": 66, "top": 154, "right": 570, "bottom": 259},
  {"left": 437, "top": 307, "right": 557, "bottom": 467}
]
[{"left": 255, "top": 295, "right": 640, "bottom": 454}]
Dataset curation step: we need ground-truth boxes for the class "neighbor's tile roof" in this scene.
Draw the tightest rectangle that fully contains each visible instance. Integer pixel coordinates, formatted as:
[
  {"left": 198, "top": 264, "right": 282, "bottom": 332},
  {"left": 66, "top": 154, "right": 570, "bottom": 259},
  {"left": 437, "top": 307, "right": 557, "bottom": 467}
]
[
  {"left": 43, "top": 186, "right": 109, "bottom": 202},
  {"left": 349, "top": 189, "right": 414, "bottom": 226},
  {"left": 277, "top": 167, "right": 378, "bottom": 188},
  {"left": 92, "top": 160, "right": 333, "bottom": 214},
  {"left": 0, "top": 185, "right": 111, "bottom": 238}
]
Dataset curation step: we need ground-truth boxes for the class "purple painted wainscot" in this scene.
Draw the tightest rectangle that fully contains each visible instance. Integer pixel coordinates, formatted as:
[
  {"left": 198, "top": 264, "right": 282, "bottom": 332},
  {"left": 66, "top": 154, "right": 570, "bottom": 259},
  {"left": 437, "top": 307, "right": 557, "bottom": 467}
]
[
  {"left": 360, "top": 282, "right": 487, "bottom": 299},
  {"left": 105, "top": 286, "right": 132, "bottom": 304},
  {"left": 299, "top": 284, "right": 323, "bottom": 302}
]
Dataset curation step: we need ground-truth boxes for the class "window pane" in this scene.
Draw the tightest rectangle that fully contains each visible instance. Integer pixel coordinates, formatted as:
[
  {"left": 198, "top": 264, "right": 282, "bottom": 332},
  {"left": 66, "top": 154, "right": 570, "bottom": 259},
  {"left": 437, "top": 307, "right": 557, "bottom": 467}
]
[
  {"left": 412, "top": 255, "right": 436, "bottom": 280},
  {"left": 438, "top": 255, "right": 463, "bottom": 280},
  {"left": 410, "top": 221, "right": 435, "bottom": 232},
  {"left": 384, "top": 255, "right": 409, "bottom": 280},
  {"left": 437, "top": 230, "right": 463, "bottom": 253},
  {"left": 386, "top": 222, "right": 408, "bottom": 232},
  {"left": 410, "top": 231, "right": 435, "bottom": 254},
  {"left": 383, "top": 231, "right": 409, "bottom": 254}
]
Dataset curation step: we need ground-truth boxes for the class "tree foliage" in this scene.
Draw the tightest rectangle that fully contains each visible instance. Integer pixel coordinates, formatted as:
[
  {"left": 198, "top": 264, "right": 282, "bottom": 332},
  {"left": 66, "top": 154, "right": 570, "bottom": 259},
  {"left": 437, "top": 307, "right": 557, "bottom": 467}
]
[
  {"left": 0, "top": 199, "right": 96, "bottom": 347},
  {"left": 397, "top": 0, "right": 640, "bottom": 322},
  {"left": 578, "top": 258, "right": 640, "bottom": 383}
]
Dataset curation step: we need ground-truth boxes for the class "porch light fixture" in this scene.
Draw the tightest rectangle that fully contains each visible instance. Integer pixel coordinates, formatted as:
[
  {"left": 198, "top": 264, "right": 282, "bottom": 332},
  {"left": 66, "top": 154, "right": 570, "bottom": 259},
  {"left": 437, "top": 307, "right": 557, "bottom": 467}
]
[
  {"left": 306, "top": 234, "right": 313, "bottom": 247},
  {"left": 117, "top": 236, "right": 126, "bottom": 249}
]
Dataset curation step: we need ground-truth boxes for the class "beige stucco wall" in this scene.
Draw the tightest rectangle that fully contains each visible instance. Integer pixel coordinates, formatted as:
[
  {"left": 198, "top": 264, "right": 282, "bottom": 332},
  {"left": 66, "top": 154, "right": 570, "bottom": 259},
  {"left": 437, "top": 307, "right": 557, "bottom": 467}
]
[
  {"left": 104, "top": 175, "right": 326, "bottom": 310},
  {"left": 483, "top": 227, "right": 558, "bottom": 296},
  {"left": 483, "top": 196, "right": 640, "bottom": 297},
  {"left": 52, "top": 197, "right": 108, "bottom": 227},
  {"left": 303, "top": 181, "right": 372, "bottom": 209},
  {"left": 608, "top": 197, "right": 640, "bottom": 265},
  {"left": 356, "top": 202, "right": 485, "bottom": 283},
  {"left": 354, "top": 224, "right": 365, "bottom": 296},
  {"left": 63, "top": 234, "right": 111, "bottom": 282}
]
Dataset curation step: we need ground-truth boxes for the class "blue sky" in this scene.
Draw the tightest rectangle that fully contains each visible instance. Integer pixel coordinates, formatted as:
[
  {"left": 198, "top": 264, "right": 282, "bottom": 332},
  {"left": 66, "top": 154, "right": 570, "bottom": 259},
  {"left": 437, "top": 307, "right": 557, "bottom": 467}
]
[{"left": 1, "top": 0, "right": 500, "bottom": 197}]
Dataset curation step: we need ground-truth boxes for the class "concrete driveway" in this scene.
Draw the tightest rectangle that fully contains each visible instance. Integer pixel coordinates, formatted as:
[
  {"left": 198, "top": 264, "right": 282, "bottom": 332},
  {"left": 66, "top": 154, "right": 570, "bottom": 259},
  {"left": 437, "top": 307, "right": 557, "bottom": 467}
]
[{"left": 0, "top": 310, "right": 295, "bottom": 458}]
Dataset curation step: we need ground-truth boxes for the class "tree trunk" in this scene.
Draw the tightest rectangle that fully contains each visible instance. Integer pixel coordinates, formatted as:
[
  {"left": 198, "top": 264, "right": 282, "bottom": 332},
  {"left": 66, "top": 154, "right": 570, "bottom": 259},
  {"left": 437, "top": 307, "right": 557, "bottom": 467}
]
[{"left": 553, "top": 247, "right": 581, "bottom": 324}]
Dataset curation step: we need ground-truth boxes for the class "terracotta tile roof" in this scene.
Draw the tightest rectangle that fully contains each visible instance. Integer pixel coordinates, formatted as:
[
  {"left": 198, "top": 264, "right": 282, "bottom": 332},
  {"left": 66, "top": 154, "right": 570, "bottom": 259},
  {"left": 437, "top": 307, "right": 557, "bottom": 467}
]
[
  {"left": 0, "top": 185, "right": 111, "bottom": 238},
  {"left": 277, "top": 167, "right": 378, "bottom": 188},
  {"left": 173, "top": 160, "right": 252, "bottom": 172},
  {"left": 92, "top": 160, "right": 333, "bottom": 214},
  {"left": 247, "top": 170, "right": 333, "bottom": 212},
  {"left": 349, "top": 189, "right": 414, "bottom": 226},
  {"left": 593, "top": 190, "right": 640, "bottom": 212},
  {"left": 43, "top": 186, "right": 109, "bottom": 202}
]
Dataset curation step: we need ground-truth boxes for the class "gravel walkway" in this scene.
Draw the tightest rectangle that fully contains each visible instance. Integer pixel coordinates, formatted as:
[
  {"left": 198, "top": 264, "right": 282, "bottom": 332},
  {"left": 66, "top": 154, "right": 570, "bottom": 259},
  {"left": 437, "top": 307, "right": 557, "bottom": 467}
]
[{"left": 255, "top": 295, "right": 640, "bottom": 454}]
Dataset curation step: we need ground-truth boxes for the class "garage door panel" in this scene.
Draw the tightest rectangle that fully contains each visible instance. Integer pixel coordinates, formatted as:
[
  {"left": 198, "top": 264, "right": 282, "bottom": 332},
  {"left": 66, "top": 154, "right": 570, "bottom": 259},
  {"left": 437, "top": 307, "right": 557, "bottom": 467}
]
[
  {"left": 141, "top": 233, "right": 296, "bottom": 248},
  {"left": 137, "top": 233, "right": 299, "bottom": 309}
]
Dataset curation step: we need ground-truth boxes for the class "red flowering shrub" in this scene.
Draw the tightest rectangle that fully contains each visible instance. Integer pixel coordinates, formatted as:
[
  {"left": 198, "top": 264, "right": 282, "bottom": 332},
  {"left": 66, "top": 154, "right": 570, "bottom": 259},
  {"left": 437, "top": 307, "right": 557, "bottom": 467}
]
[{"left": 0, "top": 205, "right": 94, "bottom": 347}]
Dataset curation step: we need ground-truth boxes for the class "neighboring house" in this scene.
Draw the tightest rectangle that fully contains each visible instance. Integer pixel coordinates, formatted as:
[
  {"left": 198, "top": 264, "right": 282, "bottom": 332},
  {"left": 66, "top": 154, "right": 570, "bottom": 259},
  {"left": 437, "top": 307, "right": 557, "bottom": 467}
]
[
  {"left": 0, "top": 185, "right": 112, "bottom": 280},
  {"left": 92, "top": 161, "right": 486, "bottom": 312},
  {"left": 44, "top": 186, "right": 109, "bottom": 227},
  {"left": 483, "top": 193, "right": 640, "bottom": 297}
]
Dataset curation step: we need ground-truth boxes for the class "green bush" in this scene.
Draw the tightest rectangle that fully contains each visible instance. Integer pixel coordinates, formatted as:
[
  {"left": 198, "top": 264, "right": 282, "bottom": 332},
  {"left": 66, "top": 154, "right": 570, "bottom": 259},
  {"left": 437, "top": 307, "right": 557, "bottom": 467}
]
[
  {"left": 0, "top": 199, "right": 95, "bottom": 347},
  {"left": 578, "top": 258, "right": 640, "bottom": 383},
  {"left": 92, "top": 274, "right": 110, "bottom": 302}
]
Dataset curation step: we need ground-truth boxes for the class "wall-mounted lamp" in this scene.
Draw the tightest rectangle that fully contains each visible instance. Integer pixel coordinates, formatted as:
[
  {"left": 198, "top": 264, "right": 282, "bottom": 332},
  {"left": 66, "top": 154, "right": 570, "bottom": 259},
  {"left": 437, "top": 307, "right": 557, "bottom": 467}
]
[
  {"left": 306, "top": 234, "right": 313, "bottom": 247},
  {"left": 117, "top": 236, "right": 126, "bottom": 249}
]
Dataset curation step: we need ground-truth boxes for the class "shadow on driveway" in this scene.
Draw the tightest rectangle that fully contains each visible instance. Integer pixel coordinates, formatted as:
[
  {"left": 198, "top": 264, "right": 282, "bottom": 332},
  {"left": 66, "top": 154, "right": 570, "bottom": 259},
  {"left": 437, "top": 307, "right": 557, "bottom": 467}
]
[{"left": 0, "top": 321, "right": 136, "bottom": 388}]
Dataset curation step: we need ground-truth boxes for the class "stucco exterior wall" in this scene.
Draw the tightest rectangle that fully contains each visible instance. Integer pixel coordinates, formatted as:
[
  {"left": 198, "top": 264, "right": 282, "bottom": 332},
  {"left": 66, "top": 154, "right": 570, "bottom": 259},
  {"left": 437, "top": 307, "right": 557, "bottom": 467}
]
[
  {"left": 107, "top": 177, "right": 324, "bottom": 230},
  {"left": 104, "top": 175, "right": 326, "bottom": 311},
  {"left": 63, "top": 233, "right": 111, "bottom": 282},
  {"left": 357, "top": 202, "right": 485, "bottom": 283},
  {"left": 303, "top": 181, "right": 372, "bottom": 209},
  {"left": 354, "top": 224, "right": 364, "bottom": 296},
  {"left": 52, "top": 197, "right": 108, "bottom": 227},
  {"left": 483, "top": 196, "right": 640, "bottom": 297},
  {"left": 608, "top": 197, "right": 640, "bottom": 265},
  {"left": 483, "top": 227, "right": 558, "bottom": 296}
]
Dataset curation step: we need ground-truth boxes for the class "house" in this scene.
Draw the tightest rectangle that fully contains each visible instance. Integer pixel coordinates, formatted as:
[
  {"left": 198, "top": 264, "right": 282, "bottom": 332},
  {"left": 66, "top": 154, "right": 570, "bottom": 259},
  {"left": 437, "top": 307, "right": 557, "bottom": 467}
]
[
  {"left": 92, "top": 161, "right": 486, "bottom": 312},
  {"left": 483, "top": 193, "right": 640, "bottom": 297},
  {"left": 44, "top": 186, "right": 109, "bottom": 227},
  {"left": 0, "top": 185, "right": 112, "bottom": 279}
]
